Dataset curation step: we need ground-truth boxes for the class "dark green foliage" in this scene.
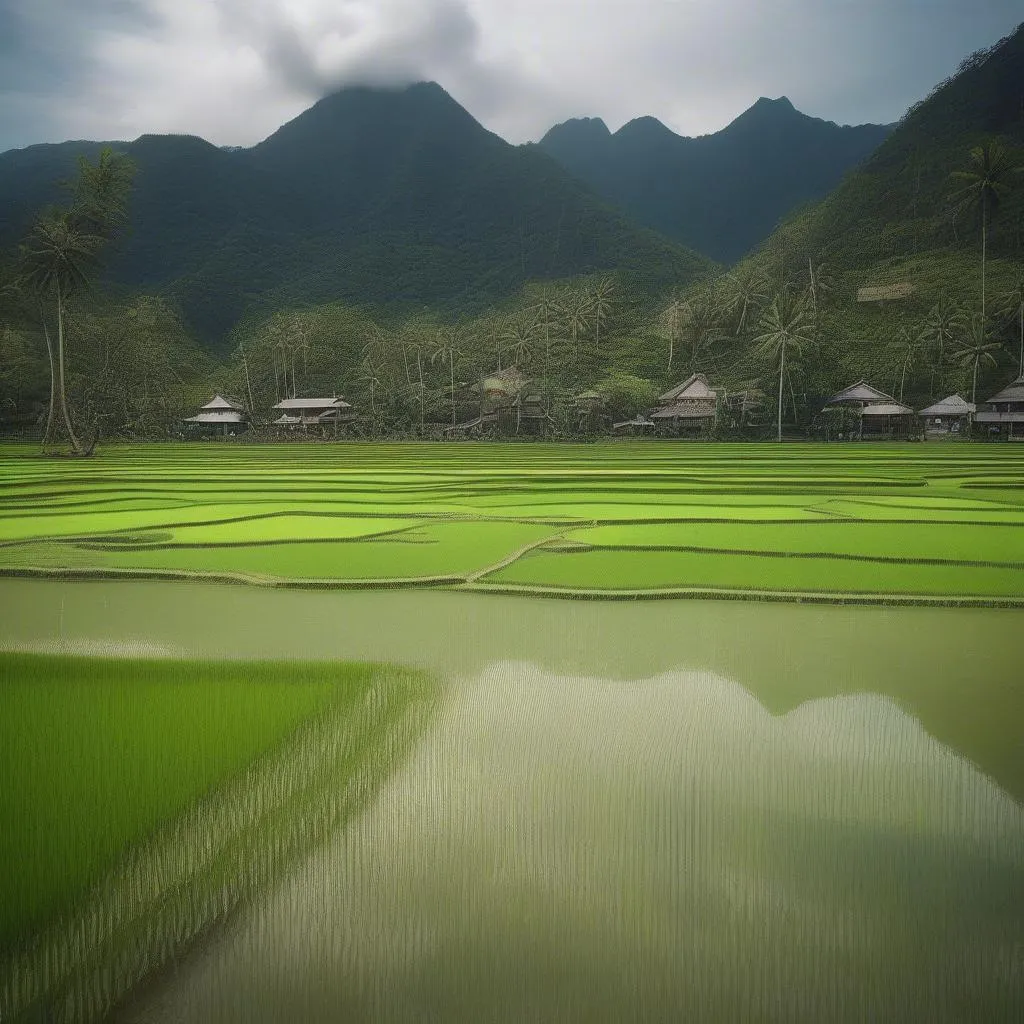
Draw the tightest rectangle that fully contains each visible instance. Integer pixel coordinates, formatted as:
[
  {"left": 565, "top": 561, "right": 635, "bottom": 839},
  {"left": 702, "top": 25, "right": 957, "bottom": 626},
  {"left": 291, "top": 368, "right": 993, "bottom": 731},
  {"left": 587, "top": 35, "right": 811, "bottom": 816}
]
[
  {"left": 0, "top": 83, "right": 713, "bottom": 351},
  {"left": 539, "top": 98, "right": 893, "bottom": 264}
]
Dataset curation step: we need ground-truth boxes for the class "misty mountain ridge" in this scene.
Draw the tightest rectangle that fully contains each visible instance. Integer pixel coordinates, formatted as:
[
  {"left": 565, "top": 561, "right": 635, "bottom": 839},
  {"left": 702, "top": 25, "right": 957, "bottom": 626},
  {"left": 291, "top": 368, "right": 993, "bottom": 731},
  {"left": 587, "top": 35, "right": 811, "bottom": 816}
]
[
  {"left": 0, "top": 80, "right": 712, "bottom": 349},
  {"left": 539, "top": 96, "right": 894, "bottom": 263}
]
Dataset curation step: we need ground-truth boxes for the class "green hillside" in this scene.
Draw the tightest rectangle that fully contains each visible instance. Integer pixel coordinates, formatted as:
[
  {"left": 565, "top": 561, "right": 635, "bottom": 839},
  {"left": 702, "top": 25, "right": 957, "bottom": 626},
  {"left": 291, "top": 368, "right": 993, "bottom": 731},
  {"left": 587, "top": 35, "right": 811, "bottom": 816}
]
[{"left": 0, "top": 83, "right": 713, "bottom": 351}]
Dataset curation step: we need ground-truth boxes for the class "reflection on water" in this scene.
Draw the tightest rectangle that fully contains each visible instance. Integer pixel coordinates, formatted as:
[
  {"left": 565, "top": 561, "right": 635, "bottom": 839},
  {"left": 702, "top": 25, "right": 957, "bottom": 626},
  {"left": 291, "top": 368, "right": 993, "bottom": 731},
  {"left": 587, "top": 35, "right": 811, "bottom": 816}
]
[{"left": 123, "top": 664, "right": 1024, "bottom": 1023}]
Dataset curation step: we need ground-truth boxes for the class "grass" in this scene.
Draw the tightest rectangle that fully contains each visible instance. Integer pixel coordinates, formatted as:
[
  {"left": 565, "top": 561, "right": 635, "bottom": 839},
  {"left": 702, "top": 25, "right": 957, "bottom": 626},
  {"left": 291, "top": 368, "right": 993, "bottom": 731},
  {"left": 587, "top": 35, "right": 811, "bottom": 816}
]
[
  {"left": 0, "top": 655, "right": 368, "bottom": 949},
  {"left": 1, "top": 441, "right": 1024, "bottom": 601},
  {"left": 0, "top": 653, "right": 439, "bottom": 1021}
]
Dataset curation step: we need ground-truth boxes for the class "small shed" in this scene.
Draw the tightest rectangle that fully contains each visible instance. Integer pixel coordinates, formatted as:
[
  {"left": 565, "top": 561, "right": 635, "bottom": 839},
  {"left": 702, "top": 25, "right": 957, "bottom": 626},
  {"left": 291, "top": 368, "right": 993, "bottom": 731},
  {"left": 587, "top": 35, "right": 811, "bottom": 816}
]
[
  {"left": 918, "top": 394, "right": 975, "bottom": 439},
  {"left": 974, "top": 375, "right": 1024, "bottom": 439},
  {"left": 183, "top": 395, "right": 248, "bottom": 436},
  {"left": 649, "top": 373, "right": 719, "bottom": 435},
  {"left": 612, "top": 415, "right": 656, "bottom": 436}
]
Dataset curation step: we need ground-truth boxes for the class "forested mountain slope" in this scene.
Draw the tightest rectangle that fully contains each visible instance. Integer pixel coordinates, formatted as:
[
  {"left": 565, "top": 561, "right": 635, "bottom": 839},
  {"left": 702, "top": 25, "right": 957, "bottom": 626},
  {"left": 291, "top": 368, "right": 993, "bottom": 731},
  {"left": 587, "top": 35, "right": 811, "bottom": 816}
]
[
  {"left": 0, "top": 83, "right": 712, "bottom": 351},
  {"left": 540, "top": 98, "right": 892, "bottom": 264}
]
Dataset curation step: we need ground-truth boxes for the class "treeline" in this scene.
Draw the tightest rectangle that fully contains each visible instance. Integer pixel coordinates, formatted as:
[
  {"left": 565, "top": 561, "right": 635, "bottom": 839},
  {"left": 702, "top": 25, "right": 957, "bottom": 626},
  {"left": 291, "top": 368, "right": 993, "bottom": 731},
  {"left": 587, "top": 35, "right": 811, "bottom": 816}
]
[{"left": 2, "top": 137, "right": 1023, "bottom": 446}]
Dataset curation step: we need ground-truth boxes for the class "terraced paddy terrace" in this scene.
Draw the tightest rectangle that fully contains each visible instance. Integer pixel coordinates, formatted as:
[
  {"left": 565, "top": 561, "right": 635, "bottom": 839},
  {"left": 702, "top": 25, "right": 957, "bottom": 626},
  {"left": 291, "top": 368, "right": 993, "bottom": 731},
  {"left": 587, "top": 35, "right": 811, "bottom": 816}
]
[
  {"left": 2, "top": 441, "right": 1023, "bottom": 1022},
  {"left": 2, "top": 441, "right": 1024, "bottom": 603}
]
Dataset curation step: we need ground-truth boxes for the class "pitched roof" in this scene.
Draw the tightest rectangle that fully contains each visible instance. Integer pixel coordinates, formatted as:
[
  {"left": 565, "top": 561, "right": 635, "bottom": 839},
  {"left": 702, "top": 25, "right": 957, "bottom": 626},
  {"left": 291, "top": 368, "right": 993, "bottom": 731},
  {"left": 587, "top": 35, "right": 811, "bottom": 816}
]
[
  {"left": 918, "top": 394, "right": 975, "bottom": 416},
  {"left": 474, "top": 366, "right": 527, "bottom": 395},
  {"left": 576, "top": 390, "right": 603, "bottom": 401},
  {"left": 658, "top": 373, "right": 717, "bottom": 403},
  {"left": 984, "top": 375, "right": 1024, "bottom": 404},
  {"left": 861, "top": 402, "right": 915, "bottom": 417},
  {"left": 825, "top": 380, "right": 896, "bottom": 405},
  {"left": 199, "top": 394, "right": 245, "bottom": 412},
  {"left": 273, "top": 397, "right": 349, "bottom": 410},
  {"left": 612, "top": 416, "right": 655, "bottom": 429},
  {"left": 650, "top": 402, "right": 717, "bottom": 419},
  {"left": 185, "top": 411, "right": 245, "bottom": 424}
]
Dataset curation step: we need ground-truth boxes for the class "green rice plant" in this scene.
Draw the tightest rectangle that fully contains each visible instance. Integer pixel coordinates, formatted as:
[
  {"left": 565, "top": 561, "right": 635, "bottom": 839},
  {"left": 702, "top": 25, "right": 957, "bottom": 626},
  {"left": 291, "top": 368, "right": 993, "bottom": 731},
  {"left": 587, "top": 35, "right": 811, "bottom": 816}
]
[{"left": 0, "top": 655, "right": 440, "bottom": 1022}]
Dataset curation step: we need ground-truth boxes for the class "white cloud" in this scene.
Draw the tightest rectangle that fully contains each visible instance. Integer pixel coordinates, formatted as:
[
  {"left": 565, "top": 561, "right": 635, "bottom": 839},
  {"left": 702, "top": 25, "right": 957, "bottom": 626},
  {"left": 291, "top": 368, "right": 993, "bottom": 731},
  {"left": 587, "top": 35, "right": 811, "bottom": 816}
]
[{"left": 1, "top": 0, "right": 1021, "bottom": 150}]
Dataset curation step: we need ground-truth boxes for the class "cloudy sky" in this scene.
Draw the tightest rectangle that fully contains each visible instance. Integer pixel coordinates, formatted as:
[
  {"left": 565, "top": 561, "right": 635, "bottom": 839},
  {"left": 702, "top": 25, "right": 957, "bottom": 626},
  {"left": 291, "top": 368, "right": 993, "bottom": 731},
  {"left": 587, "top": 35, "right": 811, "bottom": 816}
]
[{"left": 1, "top": 0, "right": 1021, "bottom": 153}]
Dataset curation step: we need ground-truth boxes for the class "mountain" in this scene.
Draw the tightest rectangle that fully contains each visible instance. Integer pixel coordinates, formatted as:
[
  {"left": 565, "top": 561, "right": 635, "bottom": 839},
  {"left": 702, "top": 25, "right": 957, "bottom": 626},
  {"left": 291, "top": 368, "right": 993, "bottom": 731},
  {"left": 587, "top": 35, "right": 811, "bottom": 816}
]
[
  {"left": 0, "top": 82, "right": 713, "bottom": 350},
  {"left": 729, "top": 22, "right": 1024, "bottom": 402},
  {"left": 539, "top": 98, "right": 893, "bottom": 264}
]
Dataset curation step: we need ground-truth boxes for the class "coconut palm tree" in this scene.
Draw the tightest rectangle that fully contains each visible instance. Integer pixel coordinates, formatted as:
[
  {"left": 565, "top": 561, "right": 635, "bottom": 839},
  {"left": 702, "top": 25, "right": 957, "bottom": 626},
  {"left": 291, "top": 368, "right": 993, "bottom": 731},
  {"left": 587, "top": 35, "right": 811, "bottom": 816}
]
[
  {"left": 995, "top": 273, "right": 1024, "bottom": 377},
  {"left": 723, "top": 267, "right": 769, "bottom": 336},
  {"left": 751, "top": 289, "right": 816, "bottom": 442},
  {"left": 19, "top": 210, "right": 103, "bottom": 452},
  {"left": 502, "top": 316, "right": 537, "bottom": 368},
  {"left": 589, "top": 276, "right": 615, "bottom": 353},
  {"left": 558, "top": 288, "right": 593, "bottom": 360},
  {"left": 952, "top": 312, "right": 1003, "bottom": 403},
  {"left": 680, "top": 284, "right": 727, "bottom": 372},
  {"left": 916, "top": 298, "right": 961, "bottom": 375},
  {"left": 893, "top": 326, "right": 921, "bottom": 403},
  {"left": 431, "top": 327, "right": 464, "bottom": 427},
  {"left": 949, "top": 141, "right": 1023, "bottom": 325}
]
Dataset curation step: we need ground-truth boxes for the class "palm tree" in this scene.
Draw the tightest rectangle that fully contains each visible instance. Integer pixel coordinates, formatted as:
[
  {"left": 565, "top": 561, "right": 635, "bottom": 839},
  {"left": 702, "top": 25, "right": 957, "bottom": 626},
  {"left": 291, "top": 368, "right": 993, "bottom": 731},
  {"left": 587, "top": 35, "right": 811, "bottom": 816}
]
[
  {"left": 502, "top": 315, "right": 537, "bottom": 368},
  {"left": 893, "top": 326, "right": 920, "bottom": 403},
  {"left": 916, "top": 298, "right": 961, "bottom": 375},
  {"left": 723, "top": 267, "right": 768, "bottom": 336},
  {"left": 751, "top": 289, "right": 816, "bottom": 442},
  {"left": 558, "top": 288, "right": 593, "bottom": 360},
  {"left": 951, "top": 312, "right": 1002, "bottom": 403},
  {"left": 431, "top": 327, "right": 464, "bottom": 427},
  {"left": 949, "top": 141, "right": 1023, "bottom": 325},
  {"left": 70, "top": 147, "right": 135, "bottom": 240},
  {"left": 19, "top": 210, "right": 103, "bottom": 452},
  {"left": 995, "top": 273, "right": 1024, "bottom": 377},
  {"left": 680, "top": 284, "right": 726, "bottom": 372},
  {"left": 589, "top": 276, "right": 615, "bottom": 353},
  {"left": 657, "top": 296, "right": 687, "bottom": 372}
]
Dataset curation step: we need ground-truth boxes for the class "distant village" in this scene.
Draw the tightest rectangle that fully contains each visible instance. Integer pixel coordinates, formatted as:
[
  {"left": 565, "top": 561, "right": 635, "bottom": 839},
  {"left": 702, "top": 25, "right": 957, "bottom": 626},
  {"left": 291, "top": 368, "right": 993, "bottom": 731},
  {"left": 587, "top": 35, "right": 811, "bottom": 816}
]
[{"left": 186, "top": 366, "right": 1024, "bottom": 442}]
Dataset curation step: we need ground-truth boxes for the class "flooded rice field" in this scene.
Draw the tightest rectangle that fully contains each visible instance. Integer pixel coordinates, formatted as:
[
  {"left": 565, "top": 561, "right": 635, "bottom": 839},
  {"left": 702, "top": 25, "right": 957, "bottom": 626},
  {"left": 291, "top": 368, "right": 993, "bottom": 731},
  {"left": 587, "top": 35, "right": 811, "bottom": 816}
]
[{"left": 2, "top": 581, "right": 1022, "bottom": 1021}]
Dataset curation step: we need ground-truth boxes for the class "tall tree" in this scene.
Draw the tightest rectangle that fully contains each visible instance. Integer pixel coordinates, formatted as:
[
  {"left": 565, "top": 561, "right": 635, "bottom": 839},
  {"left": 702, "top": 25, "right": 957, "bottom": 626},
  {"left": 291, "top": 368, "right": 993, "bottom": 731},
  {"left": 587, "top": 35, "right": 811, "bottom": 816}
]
[
  {"left": 723, "top": 267, "right": 768, "bottom": 336},
  {"left": 17, "top": 147, "right": 134, "bottom": 453},
  {"left": 995, "top": 273, "right": 1024, "bottom": 378},
  {"left": 657, "top": 296, "right": 687, "bottom": 372},
  {"left": 952, "top": 312, "right": 1002, "bottom": 403},
  {"left": 19, "top": 212, "right": 102, "bottom": 452},
  {"left": 916, "top": 298, "right": 961, "bottom": 376},
  {"left": 589, "top": 276, "right": 616, "bottom": 354},
  {"left": 751, "top": 290, "right": 815, "bottom": 442},
  {"left": 949, "top": 141, "right": 1022, "bottom": 325},
  {"left": 431, "top": 326, "right": 465, "bottom": 428}
]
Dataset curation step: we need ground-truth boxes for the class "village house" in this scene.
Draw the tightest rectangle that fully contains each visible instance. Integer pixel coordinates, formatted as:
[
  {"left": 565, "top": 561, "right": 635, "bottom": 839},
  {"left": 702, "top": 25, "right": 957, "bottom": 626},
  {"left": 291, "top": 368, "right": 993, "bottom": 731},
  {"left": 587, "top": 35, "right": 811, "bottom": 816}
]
[
  {"left": 822, "top": 381, "right": 915, "bottom": 439},
  {"left": 648, "top": 373, "right": 719, "bottom": 436},
  {"left": 918, "top": 394, "right": 975, "bottom": 439},
  {"left": 272, "top": 396, "right": 354, "bottom": 435},
  {"left": 446, "top": 367, "right": 546, "bottom": 436},
  {"left": 183, "top": 395, "right": 248, "bottom": 436},
  {"left": 974, "top": 375, "right": 1024, "bottom": 440}
]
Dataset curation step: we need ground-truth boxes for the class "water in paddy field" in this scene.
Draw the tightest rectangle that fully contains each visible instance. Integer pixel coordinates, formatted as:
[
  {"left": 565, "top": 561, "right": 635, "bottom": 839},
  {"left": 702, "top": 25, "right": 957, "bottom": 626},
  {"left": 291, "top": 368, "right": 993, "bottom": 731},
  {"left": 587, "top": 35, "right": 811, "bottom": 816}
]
[{"left": 1, "top": 583, "right": 1023, "bottom": 1021}]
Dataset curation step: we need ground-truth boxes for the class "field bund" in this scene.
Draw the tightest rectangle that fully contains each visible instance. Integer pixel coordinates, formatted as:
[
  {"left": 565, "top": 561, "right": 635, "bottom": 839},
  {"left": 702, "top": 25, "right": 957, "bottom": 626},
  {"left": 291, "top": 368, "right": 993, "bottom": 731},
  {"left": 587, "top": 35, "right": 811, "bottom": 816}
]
[{"left": 2, "top": 441, "right": 1024, "bottom": 604}]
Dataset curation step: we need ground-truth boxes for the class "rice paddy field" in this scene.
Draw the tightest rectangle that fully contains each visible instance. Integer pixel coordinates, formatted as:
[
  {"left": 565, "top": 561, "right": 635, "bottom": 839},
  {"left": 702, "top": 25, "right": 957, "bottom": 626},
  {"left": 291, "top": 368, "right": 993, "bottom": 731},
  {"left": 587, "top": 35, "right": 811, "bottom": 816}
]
[
  {"left": 1, "top": 441, "right": 1022, "bottom": 1021},
  {"left": 1, "top": 440, "right": 1024, "bottom": 602}
]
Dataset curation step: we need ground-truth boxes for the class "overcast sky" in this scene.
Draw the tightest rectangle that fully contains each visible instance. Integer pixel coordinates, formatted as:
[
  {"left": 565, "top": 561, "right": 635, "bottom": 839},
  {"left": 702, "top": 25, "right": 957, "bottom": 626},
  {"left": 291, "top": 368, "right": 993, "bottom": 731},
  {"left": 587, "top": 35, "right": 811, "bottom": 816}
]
[{"left": 1, "top": 0, "right": 1021, "bottom": 153}]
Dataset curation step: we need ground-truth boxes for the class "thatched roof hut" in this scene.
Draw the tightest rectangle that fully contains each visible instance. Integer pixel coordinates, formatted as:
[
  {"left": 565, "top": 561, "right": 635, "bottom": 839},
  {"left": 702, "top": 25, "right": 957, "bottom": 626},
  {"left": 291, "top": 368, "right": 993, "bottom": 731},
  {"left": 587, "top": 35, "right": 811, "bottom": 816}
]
[
  {"left": 184, "top": 395, "right": 248, "bottom": 434},
  {"left": 975, "top": 375, "right": 1024, "bottom": 437}
]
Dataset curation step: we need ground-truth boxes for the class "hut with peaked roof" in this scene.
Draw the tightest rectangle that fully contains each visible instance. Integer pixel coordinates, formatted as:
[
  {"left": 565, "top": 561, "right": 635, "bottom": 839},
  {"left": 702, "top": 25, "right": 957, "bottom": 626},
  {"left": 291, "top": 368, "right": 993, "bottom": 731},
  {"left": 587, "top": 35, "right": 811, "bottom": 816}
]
[
  {"left": 918, "top": 394, "right": 975, "bottom": 439},
  {"left": 447, "top": 366, "right": 546, "bottom": 436},
  {"left": 183, "top": 395, "right": 248, "bottom": 436},
  {"left": 272, "top": 396, "right": 354, "bottom": 435},
  {"left": 822, "top": 381, "right": 915, "bottom": 439},
  {"left": 974, "top": 375, "right": 1024, "bottom": 439},
  {"left": 648, "top": 373, "right": 719, "bottom": 436}
]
